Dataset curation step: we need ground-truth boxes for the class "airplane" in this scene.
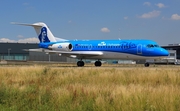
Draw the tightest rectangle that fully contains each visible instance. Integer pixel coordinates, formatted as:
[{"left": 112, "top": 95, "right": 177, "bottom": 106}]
[{"left": 13, "top": 22, "right": 169, "bottom": 67}]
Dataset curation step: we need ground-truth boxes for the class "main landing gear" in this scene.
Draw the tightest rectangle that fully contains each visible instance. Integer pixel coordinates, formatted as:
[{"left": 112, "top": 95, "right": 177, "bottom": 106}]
[
  {"left": 94, "top": 61, "right": 102, "bottom": 67},
  {"left": 77, "top": 61, "right": 85, "bottom": 67},
  {"left": 77, "top": 60, "right": 102, "bottom": 67}
]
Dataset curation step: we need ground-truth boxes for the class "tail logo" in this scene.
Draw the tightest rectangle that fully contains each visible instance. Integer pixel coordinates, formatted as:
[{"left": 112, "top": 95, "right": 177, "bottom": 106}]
[{"left": 38, "top": 27, "right": 50, "bottom": 43}]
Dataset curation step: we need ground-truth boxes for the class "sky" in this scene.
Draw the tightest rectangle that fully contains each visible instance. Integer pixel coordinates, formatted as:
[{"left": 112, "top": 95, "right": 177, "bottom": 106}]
[{"left": 0, "top": 0, "right": 180, "bottom": 45}]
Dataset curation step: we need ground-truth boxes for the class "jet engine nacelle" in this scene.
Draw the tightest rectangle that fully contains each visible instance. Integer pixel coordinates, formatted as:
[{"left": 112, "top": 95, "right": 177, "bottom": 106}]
[{"left": 48, "top": 43, "right": 73, "bottom": 51}]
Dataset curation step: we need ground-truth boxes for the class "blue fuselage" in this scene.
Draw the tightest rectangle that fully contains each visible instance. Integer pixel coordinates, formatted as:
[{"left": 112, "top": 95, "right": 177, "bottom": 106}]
[{"left": 38, "top": 39, "right": 169, "bottom": 60}]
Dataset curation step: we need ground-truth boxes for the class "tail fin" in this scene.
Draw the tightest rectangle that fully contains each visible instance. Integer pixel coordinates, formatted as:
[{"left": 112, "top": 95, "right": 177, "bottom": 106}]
[{"left": 12, "top": 22, "right": 57, "bottom": 43}]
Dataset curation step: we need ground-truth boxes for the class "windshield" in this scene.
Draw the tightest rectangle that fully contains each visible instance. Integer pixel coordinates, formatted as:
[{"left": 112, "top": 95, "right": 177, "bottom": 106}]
[{"left": 146, "top": 44, "right": 160, "bottom": 48}]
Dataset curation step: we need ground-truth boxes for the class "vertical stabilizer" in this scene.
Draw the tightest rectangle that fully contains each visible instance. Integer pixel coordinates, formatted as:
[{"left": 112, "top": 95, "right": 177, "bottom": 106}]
[
  {"left": 33, "top": 22, "right": 56, "bottom": 43},
  {"left": 12, "top": 22, "right": 56, "bottom": 43}
]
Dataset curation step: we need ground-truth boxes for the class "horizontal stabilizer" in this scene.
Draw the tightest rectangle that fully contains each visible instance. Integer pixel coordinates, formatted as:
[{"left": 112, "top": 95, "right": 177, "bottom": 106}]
[
  {"left": 12, "top": 22, "right": 68, "bottom": 42},
  {"left": 11, "top": 22, "right": 42, "bottom": 27}
]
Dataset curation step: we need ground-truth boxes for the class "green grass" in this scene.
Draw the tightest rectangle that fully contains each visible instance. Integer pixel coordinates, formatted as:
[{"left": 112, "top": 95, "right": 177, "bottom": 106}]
[{"left": 0, "top": 65, "right": 180, "bottom": 111}]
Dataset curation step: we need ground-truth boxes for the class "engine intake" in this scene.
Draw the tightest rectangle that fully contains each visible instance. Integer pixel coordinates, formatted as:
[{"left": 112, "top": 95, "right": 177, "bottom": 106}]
[{"left": 48, "top": 43, "right": 73, "bottom": 51}]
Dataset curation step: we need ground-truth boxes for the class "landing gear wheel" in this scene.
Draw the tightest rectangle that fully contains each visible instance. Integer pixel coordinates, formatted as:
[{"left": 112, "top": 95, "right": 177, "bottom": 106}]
[
  {"left": 77, "top": 61, "right": 85, "bottom": 67},
  {"left": 144, "top": 62, "right": 150, "bottom": 67},
  {"left": 94, "top": 61, "right": 102, "bottom": 67}
]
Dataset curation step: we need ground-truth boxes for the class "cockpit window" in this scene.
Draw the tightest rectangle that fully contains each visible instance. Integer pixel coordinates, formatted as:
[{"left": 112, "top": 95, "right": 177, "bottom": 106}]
[
  {"left": 147, "top": 44, "right": 150, "bottom": 48},
  {"left": 147, "top": 44, "right": 159, "bottom": 48},
  {"left": 154, "top": 44, "right": 159, "bottom": 47},
  {"left": 147, "top": 44, "right": 154, "bottom": 48}
]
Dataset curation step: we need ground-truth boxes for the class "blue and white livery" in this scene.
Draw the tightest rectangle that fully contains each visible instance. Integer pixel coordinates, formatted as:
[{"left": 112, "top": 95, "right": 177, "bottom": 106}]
[{"left": 13, "top": 22, "right": 169, "bottom": 67}]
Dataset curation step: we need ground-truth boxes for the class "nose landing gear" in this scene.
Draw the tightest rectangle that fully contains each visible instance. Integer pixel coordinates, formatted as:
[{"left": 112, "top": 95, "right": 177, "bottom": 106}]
[{"left": 144, "top": 62, "right": 150, "bottom": 67}]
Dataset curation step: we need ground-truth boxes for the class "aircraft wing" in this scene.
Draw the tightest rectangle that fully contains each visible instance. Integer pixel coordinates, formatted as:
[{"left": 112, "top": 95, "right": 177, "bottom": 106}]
[
  {"left": 24, "top": 48, "right": 103, "bottom": 58},
  {"left": 54, "top": 50, "right": 103, "bottom": 58}
]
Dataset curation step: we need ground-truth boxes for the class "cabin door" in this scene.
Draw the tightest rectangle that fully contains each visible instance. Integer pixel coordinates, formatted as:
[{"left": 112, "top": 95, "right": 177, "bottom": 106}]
[{"left": 137, "top": 44, "right": 142, "bottom": 54}]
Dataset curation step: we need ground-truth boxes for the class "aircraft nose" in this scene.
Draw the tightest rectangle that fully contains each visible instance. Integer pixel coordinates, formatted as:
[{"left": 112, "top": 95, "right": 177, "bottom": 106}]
[{"left": 160, "top": 48, "right": 169, "bottom": 56}]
